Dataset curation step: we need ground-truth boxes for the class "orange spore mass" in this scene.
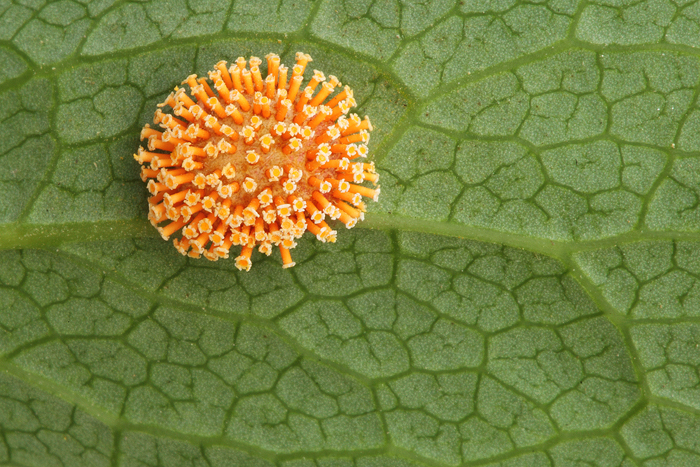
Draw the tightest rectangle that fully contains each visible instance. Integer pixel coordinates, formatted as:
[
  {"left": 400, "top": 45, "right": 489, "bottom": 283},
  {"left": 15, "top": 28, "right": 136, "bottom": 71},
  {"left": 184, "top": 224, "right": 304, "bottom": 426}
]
[{"left": 135, "top": 52, "right": 379, "bottom": 270}]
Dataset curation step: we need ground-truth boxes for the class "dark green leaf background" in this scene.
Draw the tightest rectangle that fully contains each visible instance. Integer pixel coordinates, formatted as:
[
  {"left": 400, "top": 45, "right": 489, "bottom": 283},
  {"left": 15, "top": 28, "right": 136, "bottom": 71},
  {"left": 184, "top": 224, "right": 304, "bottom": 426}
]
[{"left": 1, "top": 0, "right": 700, "bottom": 465}]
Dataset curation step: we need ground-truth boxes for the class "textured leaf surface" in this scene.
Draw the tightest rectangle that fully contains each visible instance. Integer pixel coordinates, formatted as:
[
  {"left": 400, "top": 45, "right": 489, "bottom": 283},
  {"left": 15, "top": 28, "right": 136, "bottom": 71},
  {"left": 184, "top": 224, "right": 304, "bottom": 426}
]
[{"left": 1, "top": 0, "right": 700, "bottom": 466}]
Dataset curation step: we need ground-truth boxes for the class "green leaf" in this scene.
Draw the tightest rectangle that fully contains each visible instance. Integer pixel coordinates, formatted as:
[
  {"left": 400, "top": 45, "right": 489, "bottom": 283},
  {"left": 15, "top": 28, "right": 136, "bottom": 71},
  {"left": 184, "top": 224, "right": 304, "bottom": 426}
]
[{"left": 2, "top": 0, "right": 700, "bottom": 466}]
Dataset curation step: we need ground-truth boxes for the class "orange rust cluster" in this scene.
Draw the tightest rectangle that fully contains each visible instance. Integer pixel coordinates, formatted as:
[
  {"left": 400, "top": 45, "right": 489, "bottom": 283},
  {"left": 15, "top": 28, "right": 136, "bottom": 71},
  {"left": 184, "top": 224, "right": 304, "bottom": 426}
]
[{"left": 135, "top": 52, "right": 379, "bottom": 271}]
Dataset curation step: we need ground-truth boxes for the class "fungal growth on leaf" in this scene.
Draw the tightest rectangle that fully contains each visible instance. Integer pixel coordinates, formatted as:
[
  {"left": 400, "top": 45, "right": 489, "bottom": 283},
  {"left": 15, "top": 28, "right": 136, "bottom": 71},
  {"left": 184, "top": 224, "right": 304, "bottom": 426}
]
[{"left": 135, "top": 52, "right": 379, "bottom": 271}]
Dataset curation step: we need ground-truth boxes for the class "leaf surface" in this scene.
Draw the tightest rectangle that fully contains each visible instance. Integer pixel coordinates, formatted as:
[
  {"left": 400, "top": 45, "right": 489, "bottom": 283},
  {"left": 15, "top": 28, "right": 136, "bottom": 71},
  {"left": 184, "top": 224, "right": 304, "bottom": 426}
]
[{"left": 1, "top": 0, "right": 700, "bottom": 465}]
